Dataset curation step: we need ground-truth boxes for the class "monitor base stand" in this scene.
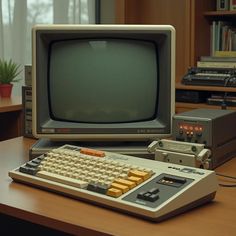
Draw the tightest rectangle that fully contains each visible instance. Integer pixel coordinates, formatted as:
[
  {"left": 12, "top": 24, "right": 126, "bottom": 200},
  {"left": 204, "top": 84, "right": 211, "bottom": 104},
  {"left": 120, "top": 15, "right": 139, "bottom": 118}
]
[{"left": 29, "top": 139, "right": 155, "bottom": 160}]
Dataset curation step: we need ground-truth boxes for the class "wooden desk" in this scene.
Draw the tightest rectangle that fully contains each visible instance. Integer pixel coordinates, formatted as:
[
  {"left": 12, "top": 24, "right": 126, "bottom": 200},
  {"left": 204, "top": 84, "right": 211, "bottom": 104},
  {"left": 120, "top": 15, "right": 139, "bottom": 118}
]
[
  {"left": 1, "top": 137, "right": 236, "bottom": 235},
  {"left": 0, "top": 96, "right": 23, "bottom": 141}
]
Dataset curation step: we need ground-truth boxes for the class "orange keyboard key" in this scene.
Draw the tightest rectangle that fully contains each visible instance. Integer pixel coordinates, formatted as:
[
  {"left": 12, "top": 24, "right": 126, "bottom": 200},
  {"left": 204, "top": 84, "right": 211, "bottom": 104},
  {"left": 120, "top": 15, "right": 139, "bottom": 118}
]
[
  {"left": 128, "top": 170, "right": 150, "bottom": 180},
  {"left": 107, "top": 188, "right": 123, "bottom": 198},
  {"left": 114, "top": 178, "right": 136, "bottom": 189},
  {"left": 127, "top": 176, "right": 143, "bottom": 185},
  {"left": 110, "top": 182, "right": 129, "bottom": 193},
  {"left": 80, "top": 148, "right": 105, "bottom": 157}
]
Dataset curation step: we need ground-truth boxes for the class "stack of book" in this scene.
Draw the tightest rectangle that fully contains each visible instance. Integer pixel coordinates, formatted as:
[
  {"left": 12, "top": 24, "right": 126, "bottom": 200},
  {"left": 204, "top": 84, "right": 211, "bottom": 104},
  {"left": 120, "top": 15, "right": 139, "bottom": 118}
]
[
  {"left": 22, "top": 65, "right": 33, "bottom": 138},
  {"left": 197, "top": 55, "right": 236, "bottom": 68},
  {"left": 210, "top": 20, "right": 236, "bottom": 56},
  {"left": 207, "top": 93, "right": 236, "bottom": 107}
]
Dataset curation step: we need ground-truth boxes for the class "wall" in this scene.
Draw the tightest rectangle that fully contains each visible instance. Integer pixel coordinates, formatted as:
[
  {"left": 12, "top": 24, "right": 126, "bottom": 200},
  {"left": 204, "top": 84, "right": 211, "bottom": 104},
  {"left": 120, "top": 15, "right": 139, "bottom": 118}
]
[{"left": 100, "top": 0, "right": 115, "bottom": 24}]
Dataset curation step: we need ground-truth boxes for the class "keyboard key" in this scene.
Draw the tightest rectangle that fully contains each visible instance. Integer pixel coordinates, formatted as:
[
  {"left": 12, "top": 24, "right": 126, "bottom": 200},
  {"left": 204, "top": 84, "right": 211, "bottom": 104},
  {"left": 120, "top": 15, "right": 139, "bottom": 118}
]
[
  {"left": 114, "top": 178, "right": 136, "bottom": 189},
  {"left": 26, "top": 161, "right": 39, "bottom": 168},
  {"left": 36, "top": 171, "right": 88, "bottom": 189},
  {"left": 127, "top": 176, "right": 143, "bottom": 184},
  {"left": 87, "top": 183, "right": 97, "bottom": 192},
  {"left": 110, "top": 182, "right": 129, "bottom": 193},
  {"left": 128, "top": 170, "right": 151, "bottom": 180},
  {"left": 80, "top": 148, "right": 105, "bottom": 157},
  {"left": 87, "top": 183, "right": 108, "bottom": 194},
  {"left": 148, "top": 193, "right": 159, "bottom": 202},
  {"left": 137, "top": 191, "right": 159, "bottom": 202},
  {"left": 107, "top": 188, "right": 123, "bottom": 198},
  {"left": 148, "top": 187, "right": 159, "bottom": 194},
  {"left": 137, "top": 191, "right": 146, "bottom": 200},
  {"left": 96, "top": 184, "right": 109, "bottom": 194},
  {"left": 19, "top": 165, "right": 38, "bottom": 175},
  {"left": 31, "top": 159, "right": 42, "bottom": 165}
]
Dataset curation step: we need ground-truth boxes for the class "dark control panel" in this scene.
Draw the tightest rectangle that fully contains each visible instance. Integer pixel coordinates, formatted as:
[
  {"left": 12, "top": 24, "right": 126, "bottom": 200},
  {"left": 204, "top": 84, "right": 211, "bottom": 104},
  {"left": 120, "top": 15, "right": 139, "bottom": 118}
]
[{"left": 122, "top": 174, "right": 193, "bottom": 208}]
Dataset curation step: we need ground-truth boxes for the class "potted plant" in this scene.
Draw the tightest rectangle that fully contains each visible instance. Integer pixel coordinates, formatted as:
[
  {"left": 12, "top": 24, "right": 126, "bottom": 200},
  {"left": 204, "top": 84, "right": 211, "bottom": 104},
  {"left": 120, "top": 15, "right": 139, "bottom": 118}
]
[{"left": 0, "top": 59, "right": 21, "bottom": 98}]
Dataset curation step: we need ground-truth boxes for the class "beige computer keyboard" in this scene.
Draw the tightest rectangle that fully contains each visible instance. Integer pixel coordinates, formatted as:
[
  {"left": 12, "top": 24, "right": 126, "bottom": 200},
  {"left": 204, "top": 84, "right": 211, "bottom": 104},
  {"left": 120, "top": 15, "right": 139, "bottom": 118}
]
[{"left": 9, "top": 144, "right": 218, "bottom": 221}]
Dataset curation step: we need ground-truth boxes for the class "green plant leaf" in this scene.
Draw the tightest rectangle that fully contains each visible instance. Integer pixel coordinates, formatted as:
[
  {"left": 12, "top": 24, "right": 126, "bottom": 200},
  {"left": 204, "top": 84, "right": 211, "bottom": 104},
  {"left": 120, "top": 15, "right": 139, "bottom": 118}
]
[{"left": 0, "top": 59, "right": 22, "bottom": 84}]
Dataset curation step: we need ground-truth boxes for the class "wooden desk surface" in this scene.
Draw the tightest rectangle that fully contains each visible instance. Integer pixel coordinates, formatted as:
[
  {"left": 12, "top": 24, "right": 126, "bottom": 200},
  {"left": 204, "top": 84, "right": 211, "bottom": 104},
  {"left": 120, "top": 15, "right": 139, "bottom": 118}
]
[
  {"left": 0, "top": 96, "right": 22, "bottom": 113},
  {"left": 1, "top": 137, "right": 236, "bottom": 235}
]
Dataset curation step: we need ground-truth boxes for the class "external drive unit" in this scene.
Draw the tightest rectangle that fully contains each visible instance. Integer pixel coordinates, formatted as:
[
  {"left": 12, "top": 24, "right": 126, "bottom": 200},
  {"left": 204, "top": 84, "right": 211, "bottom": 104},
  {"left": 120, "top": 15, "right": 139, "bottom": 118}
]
[{"left": 172, "top": 108, "right": 236, "bottom": 169}]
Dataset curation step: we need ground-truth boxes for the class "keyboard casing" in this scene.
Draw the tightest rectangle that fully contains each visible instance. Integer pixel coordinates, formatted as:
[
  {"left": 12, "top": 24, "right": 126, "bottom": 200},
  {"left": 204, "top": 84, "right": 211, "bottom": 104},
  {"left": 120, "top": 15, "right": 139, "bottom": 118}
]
[{"left": 9, "top": 145, "right": 218, "bottom": 222}]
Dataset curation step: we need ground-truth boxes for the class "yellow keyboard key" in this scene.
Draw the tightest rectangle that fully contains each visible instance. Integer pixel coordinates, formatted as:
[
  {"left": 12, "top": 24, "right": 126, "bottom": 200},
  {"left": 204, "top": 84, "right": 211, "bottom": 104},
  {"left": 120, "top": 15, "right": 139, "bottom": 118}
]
[
  {"left": 110, "top": 182, "right": 129, "bottom": 193},
  {"left": 114, "top": 178, "right": 136, "bottom": 189},
  {"left": 128, "top": 170, "right": 150, "bottom": 180},
  {"left": 127, "top": 176, "right": 143, "bottom": 185},
  {"left": 107, "top": 188, "right": 123, "bottom": 198}
]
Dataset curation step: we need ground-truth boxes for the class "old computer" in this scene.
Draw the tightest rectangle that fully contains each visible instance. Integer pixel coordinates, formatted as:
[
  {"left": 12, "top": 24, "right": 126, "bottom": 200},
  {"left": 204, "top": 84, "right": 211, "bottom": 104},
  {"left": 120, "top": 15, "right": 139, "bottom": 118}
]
[
  {"left": 31, "top": 24, "right": 175, "bottom": 151},
  {"left": 9, "top": 25, "right": 219, "bottom": 221}
]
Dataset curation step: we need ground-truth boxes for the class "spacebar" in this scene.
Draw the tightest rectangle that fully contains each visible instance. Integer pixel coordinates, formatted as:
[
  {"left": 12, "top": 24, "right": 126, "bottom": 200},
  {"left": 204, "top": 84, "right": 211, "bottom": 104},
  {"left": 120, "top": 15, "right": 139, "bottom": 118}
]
[{"left": 36, "top": 171, "right": 88, "bottom": 189}]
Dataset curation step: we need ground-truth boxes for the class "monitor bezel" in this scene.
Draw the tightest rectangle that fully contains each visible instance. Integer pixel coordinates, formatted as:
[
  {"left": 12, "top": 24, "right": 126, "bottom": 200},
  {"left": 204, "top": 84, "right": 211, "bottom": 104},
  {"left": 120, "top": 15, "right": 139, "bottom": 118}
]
[{"left": 32, "top": 24, "right": 175, "bottom": 141}]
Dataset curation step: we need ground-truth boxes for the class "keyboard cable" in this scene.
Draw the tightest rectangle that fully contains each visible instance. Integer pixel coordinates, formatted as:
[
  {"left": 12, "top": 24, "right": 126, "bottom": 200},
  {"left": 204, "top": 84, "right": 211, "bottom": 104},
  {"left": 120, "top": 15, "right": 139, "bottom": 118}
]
[{"left": 216, "top": 172, "right": 236, "bottom": 187}]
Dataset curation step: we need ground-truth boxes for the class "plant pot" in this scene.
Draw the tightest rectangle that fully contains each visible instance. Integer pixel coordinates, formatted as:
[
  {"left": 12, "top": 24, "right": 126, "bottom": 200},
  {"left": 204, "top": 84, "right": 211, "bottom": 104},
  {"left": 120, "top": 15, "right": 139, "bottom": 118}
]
[{"left": 0, "top": 84, "right": 13, "bottom": 98}]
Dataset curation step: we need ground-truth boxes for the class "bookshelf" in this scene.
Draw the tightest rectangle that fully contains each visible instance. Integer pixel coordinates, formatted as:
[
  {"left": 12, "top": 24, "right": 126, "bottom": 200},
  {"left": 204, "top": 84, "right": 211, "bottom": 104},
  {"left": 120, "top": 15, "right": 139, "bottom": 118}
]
[
  {"left": 115, "top": 0, "right": 236, "bottom": 113},
  {"left": 176, "top": 82, "right": 236, "bottom": 92},
  {"left": 204, "top": 10, "right": 236, "bottom": 17}
]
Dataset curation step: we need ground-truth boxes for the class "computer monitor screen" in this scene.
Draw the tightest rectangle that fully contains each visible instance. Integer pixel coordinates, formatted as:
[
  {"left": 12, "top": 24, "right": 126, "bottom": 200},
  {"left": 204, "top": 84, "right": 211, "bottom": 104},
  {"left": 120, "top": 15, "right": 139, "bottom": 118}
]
[
  {"left": 50, "top": 39, "right": 157, "bottom": 123},
  {"left": 32, "top": 24, "right": 175, "bottom": 142}
]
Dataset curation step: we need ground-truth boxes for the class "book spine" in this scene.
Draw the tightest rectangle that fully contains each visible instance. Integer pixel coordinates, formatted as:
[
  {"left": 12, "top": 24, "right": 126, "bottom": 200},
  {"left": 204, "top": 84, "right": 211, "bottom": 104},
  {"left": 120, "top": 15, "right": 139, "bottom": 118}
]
[
  {"left": 211, "top": 21, "right": 216, "bottom": 55},
  {"left": 200, "top": 56, "right": 236, "bottom": 62},
  {"left": 233, "top": 33, "right": 236, "bottom": 50},
  {"left": 217, "top": 0, "right": 229, "bottom": 11},
  {"left": 197, "top": 61, "right": 236, "bottom": 68},
  {"left": 22, "top": 86, "right": 33, "bottom": 137},
  {"left": 24, "top": 65, "right": 32, "bottom": 87},
  {"left": 216, "top": 21, "right": 220, "bottom": 51},
  {"left": 214, "top": 50, "right": 236, "bottom": 57}
]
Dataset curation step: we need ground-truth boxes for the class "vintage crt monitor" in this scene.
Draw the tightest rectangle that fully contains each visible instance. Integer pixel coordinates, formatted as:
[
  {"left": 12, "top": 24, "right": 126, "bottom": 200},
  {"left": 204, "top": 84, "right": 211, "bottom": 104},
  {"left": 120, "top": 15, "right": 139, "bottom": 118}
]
[{"left": 32, "top": 24, "right": 175, "bottom": 153}]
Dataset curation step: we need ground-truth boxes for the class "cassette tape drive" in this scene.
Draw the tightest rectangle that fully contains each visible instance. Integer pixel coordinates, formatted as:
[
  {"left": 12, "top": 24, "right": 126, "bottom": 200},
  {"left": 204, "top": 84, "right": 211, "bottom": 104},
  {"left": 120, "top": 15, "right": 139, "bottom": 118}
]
[{"left": 148, "top": 139, "right": 211, "bottom": 169}]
